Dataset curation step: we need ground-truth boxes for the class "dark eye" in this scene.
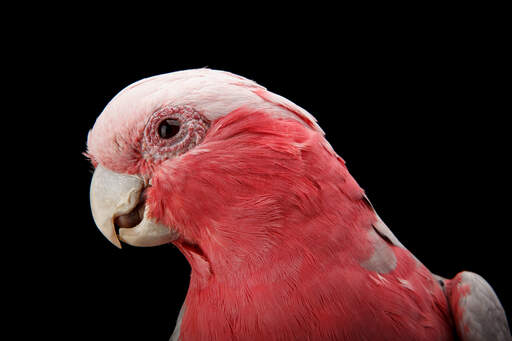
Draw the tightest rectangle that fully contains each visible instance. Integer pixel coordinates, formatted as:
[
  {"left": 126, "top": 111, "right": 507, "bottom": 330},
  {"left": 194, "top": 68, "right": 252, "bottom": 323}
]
[{"left": 158, "top": 119, "right": 180, "bottom": 139}]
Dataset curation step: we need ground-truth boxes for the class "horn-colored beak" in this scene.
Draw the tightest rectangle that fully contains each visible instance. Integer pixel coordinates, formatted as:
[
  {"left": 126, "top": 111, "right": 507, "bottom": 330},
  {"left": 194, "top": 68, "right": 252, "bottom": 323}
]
[{"left": 89, "top": 165, "right": 177, "bottom": 248}]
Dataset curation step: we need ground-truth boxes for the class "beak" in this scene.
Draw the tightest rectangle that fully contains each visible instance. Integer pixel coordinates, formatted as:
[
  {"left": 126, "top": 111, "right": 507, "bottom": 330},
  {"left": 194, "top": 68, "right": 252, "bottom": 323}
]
[{"left": 90, "top": 165, "right": 178, "bottom": 248}]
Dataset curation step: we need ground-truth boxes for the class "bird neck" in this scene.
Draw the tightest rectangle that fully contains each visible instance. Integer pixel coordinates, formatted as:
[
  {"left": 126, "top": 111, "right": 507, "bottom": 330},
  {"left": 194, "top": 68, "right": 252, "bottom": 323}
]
[{"left": 172, "top": 141, "right": 378, "bottom": 288}]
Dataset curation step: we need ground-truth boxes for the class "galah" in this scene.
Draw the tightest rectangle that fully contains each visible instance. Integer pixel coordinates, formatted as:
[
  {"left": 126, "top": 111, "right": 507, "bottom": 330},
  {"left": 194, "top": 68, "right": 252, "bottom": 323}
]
[{"left": 87, "top": 69, "right": 511, "bottom": 341}]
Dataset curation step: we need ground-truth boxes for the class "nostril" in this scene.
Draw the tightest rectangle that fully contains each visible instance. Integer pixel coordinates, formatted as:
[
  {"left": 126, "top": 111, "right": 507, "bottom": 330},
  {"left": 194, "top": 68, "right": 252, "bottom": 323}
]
[{"left": 114, "top": 202, "right": 145, "bottom": 229}]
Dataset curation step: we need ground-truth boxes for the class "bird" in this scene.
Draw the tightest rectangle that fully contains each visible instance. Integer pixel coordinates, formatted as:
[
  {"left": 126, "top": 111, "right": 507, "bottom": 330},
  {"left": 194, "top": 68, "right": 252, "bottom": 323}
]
[{"left": 87, "top": 68, "right": 511, "bottom": 340}]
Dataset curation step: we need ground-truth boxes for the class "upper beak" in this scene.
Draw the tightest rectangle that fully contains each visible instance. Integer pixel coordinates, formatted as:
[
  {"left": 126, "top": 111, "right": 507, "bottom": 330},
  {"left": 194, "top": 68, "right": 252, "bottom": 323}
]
[{"left": 89, "top": 165, "right": 178, "bottom": 248}]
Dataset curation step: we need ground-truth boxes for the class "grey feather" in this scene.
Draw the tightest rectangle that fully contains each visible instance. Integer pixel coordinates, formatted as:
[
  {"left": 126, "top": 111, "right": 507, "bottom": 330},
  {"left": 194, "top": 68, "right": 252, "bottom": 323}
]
[
  {"left": 169, "top": 303, "right": 186, "bottom": 341},
  {"left": 360, "top": 226, "right": 397, "bottom": 273},
  {"left": 448, "top": 271, "right": 511, "bottom": 341}
]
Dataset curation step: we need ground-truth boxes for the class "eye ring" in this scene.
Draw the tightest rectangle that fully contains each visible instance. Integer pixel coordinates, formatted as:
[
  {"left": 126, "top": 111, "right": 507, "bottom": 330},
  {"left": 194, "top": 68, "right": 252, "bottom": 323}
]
[
  {"left": 142, "top": 105, "right": 210, "bottom": 161},
  {"left": 158, "top": 119, "right": 180, "bottom": 139}
]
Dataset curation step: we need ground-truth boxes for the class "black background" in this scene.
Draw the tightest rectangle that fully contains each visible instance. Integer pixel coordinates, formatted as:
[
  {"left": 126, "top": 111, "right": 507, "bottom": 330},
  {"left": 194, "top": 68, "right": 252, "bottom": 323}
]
[{"left": 14, "top": 10, "right": 509, "bottom": 341}]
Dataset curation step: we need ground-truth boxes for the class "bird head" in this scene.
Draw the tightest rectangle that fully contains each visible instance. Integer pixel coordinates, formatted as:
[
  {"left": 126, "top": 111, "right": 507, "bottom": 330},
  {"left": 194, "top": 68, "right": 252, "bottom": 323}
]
[{"left": 87, "top": 69, "right": 368, "bottom": 280}]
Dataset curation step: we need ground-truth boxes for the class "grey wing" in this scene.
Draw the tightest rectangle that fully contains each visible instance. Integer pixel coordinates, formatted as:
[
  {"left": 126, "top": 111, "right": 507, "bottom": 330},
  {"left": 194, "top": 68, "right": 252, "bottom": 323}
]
[
  {"left": 170, "top": 303, "right": 186, "bottom": 341},
  {"left": 447, "top": 271, "right": 511, "bottom": 341}
]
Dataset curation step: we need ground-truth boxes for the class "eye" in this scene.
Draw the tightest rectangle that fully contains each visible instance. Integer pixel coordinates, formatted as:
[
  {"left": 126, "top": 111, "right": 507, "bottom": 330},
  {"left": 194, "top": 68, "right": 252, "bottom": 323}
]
[{"left": 158, "top": 119, "right": 180, "bottom": 139}]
